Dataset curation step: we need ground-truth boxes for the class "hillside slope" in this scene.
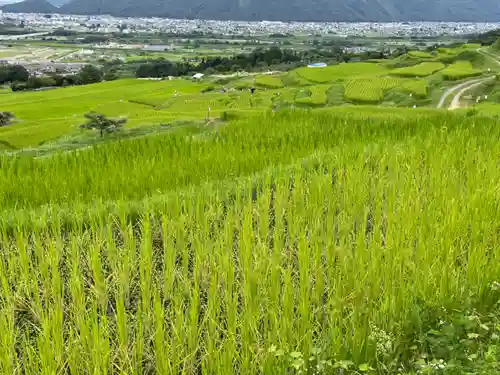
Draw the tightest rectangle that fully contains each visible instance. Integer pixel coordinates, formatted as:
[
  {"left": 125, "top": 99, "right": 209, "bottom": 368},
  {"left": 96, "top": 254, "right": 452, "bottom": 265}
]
[
  {"left": 58, "top": 0, "right": 500, "bottom": 21},
  {"left": 1, "top": 0, "right": 58, "bottom": 13},
  {"left": 2, "top": 0, "right": 500, "bottom": 22}
]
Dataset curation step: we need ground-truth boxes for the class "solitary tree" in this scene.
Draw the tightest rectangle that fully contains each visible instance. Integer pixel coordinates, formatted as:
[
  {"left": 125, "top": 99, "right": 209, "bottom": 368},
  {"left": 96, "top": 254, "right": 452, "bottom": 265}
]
[
  {"left": 80, "top": 113, "right": 127, "bottom": 137},
  {"left": 0, "top": 112, "right": 14, "bottom": 126}
]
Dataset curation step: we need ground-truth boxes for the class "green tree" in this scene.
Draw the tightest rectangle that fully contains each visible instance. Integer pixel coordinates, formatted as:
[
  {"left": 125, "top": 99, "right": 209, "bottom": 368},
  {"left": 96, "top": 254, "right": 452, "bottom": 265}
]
[
  {"left": 0, "top": 65, "right": 29, "bottom": 84},
  {"left": 104, "top": 71, "right": 118, "bottom": 81},
  {"left": 79, "top": 65, "right": 103, "bottom": 84},
  {"left": 0, "top": 112, "right": 14, "bottom": 126},
  {"left": 80, "top": 113, "right": 127, "bottom": 137},
  {"left": 493, "top": 38, "right": 500, "bottom": 51}
]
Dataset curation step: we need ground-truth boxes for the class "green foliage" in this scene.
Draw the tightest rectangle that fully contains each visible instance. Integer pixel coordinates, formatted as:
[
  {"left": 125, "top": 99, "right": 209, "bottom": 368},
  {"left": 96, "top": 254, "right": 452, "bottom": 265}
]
[
  {"left": 1, "top": 110, "right": 500, "bottom": 374},
  {"left": 0, "top": 111, "right": 14, "bottom": 126},
  {"left": 343, "top": 77, "right": 429, "bottom": 103},
  {"left": 400, "top": 79, "right": 429, "bottom": 97},
  {"left": 391, "top": 62, "right": 445, "bottom": 77},
  {"left": 0, "top": 64, "right": 29, "bottom": 84},
  {"left": 295, "top": 62, "right": 387, "bottom": 83},
  {"left": 294, "top": 84, "right": 328, "bottom": 105},
  {"left": 442, "top": 61, "right": 483, "bottom": 80},
  {"left": 407, "top": 50, "right": 435, "bottom": 59},
  {"left": 78, "top": 64, "right": 103, "bottom": 84},
  {"left": 254, "top": 75, "right": 284, "bottom": 88},
  {"left": 344, "top": 77, "right": 400, "bottom": 102},
  {"left": 80, "top": 112, "right": 127, "bottom": 137},
  {"left": 493, "top": 38, "right": 500, "bottom": 51}
]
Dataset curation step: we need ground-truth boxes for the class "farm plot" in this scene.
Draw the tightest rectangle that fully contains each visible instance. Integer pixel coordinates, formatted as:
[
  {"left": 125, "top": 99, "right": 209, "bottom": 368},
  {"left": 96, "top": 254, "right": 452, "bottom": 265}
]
[
  {"left": 391, "top": 62, "right": 445, "bottom": 77},
  {"left": 408, "top": 50, "right": 435, "bottom": 59},
  {"left": 295, "top": 62, "right": 387, "bottom": 83},
  {"left": 441, "top": 61, "right": 483, "bottom": 80},
  {"left": 343, "top": 77, "right": 400, "bottom": 102},
  {"left": 0, "top": 79, "right": 210, "bottom": 148},
  {"left": 400, "top": 80, "right": 429, "bottom": 97},
  {"left": 294, "top": 85, "right": 329, "bottom": 105},
  {"left": 255, "top": 75, "right": 284, "bottom": 88},
  {"left": 1, "top": 110, "right": 500, "bottom": 375},
  {"left": 344, "top": 77, "right": 430, "bottom": 102}
]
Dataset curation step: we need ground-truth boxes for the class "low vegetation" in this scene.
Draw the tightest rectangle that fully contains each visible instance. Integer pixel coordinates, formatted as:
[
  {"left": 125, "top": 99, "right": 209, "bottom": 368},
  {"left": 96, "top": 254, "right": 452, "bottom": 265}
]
[
  {"left": 2, "top": 38, "right": 500, "bottom": 375},
  {"left": 295, "top": 62, "right": 387, "bottom": 83},
  {"left": 391, "top": 62, "right": 445, "bottom": 77},
  {"left": 1, "top": 110, "right": 500, "bottom": 374},
  {"left": 254, "top": 75, "right": 284, "bottom": 88},
  {"left": 442, "top": 61, "right": 483, "bottom": 80},
  {"left": 343, "top": 77, "right": 399, "bottom": 102}
]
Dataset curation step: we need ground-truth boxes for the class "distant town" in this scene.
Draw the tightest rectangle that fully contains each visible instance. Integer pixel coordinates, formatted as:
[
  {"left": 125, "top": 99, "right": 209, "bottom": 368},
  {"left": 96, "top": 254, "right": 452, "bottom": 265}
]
[{"left": 1, "top": 12, "right": 499, "bottom": 38}]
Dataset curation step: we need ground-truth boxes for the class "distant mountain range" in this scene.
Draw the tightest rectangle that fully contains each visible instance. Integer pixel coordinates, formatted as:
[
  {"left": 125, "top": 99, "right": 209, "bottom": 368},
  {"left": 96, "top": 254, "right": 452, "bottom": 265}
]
[
  {"left": 1, "top": 0, "right": 57, "bottom": 13},
  {"left": 1, "top": 0, "right": 500, "bottom": 22}
]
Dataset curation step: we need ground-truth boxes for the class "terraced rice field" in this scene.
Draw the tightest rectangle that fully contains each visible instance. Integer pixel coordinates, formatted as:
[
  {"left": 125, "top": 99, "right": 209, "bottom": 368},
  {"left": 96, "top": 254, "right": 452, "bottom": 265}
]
[
  {"left": 294, "top": 85, "right": 329, "bottom": 105},
  {"left": 295, "top": 62, "right": 387, "bottom": 83},
  {"left": 343, "top": 77, "right": 430, "bottom": 102},
  {"left": 254, "top": 75, "right": 284, "bottom": 88},
  {"left": 441, "top": 61, "right": 483, "bottom": 80},
  {"left": 343, "top": 77, "right": 399, "bottom": 102},
  {"left": 1, "top": 109, "right": 500, "bottom": 374},
  {"left": 400, "top": 80, "right": 429, "bottom": 97},
  {"left": 0, "top": 79, "right": 287, "bottom": 149},
  {"left": 391, "top": 62, "right": 445, "bottom": 77},
  {"left": 407, "top": 51, "right": 435, "bottom": 59}
]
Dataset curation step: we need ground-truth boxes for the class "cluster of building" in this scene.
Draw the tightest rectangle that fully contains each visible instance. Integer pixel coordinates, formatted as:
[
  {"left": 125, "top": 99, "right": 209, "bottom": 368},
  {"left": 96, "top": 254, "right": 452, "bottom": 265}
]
[{"left": 1, "top": 12, "right": 499, "bottom": 37}]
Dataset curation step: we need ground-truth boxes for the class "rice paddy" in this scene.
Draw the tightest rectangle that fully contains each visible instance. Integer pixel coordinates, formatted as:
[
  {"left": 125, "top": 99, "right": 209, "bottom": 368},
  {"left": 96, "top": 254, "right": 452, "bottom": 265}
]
[
  {"left": 254, "top": 75, "right": 285, "bottom": 88},
  {"left": 391, "top": 62, "right": 445, "bottom": 77},
  {"left": 343, "top": 77, "right": 430, "bottom": 103},
  {"left": 2, "top": 107, "right": 500, "bottom": 374},
  {"left": 442, "top": 61, "right": 483, "bottom": 80},
  {"left": 343, "top": 77, "right": 399, "bottom": 102},
  {"left": 294, "top": 62, "right": 387, "bottom": 83},
  {"left": 3, "top": 40, "right": 500, "bottom": 375}
]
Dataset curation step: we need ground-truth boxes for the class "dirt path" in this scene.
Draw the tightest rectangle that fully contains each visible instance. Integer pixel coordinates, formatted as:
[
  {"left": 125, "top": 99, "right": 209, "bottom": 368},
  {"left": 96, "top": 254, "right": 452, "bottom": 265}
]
[
  {"left": 437, "top": 77, "right": 490, "bottom": 109},
  {"left": 448, "top": 77, "right": 495, "bottom": 110},
  {"left": 477, "top": 48, "right": 500, "bottom": 67},
  {"left": 437, "top": 48, "right": 500, "bottom": 110}
]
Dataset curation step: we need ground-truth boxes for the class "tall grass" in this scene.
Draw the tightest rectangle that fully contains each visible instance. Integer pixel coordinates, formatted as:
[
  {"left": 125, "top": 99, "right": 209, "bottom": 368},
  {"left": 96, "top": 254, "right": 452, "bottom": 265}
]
[{"left": 1, "top": 110, "right": 500, "bottom": 373}]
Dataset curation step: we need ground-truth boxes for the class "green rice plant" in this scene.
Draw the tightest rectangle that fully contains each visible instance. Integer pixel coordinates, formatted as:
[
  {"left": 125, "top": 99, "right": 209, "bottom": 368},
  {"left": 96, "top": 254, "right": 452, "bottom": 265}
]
[
  {"left": 407, "top": 50, "right": 435, "bottom": 59},
  {"left": 0, "top": 79, "right": 210, "bottom": 148},
  {"left": 2, "top": 109, "right": 500, "bottom": 374},
  {"left": 391, "top": 62, "right": 445, "bottom": 77},
  {"left": 343, "top": 77, "right": 400, "bottom": 102},
  {"left": 294, "top": 84, "right": 329, "bottom": 106},
  {"left": 441, "top": 61, "right": 483, "bottom": 80},
  {"left": 254, "top": 75, "right": 285, "bottom": 88},
  {"left": 295, "top": 62, "right": 387, "bottom": 83},
  {"left": 400, "top": 79, "right": 429, "bottom": 97}
]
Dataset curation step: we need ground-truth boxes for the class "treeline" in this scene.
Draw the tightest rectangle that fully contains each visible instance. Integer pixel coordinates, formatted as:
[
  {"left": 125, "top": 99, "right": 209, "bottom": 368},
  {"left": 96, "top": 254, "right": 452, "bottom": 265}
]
[
  {"left": 468, "top": 30, "right": 500, "bottom": 46},
  {"left": 136, "top": 47, "right": 303, "bottom": 78},
  {"left": 134, "top": 46, "right": 396, "bottom": 79},
  {"left": 0, "top": 65, "right": 29, "bottom": 84},
  {"left": 5, "top": 64, "right": 117, "bottom": 92},
  {"left": 11, "top": 75, "right": 84, "bottom": 91}
]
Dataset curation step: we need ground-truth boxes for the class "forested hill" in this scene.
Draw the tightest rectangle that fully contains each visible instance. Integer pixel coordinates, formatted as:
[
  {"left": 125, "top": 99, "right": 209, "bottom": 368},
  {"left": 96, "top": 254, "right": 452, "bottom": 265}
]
[
  {"left": 2, "top": 0, "right": 500, "bottom": 22},
  {"left": 1, "top": 0, "right": 57, "bottom": 14}
]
